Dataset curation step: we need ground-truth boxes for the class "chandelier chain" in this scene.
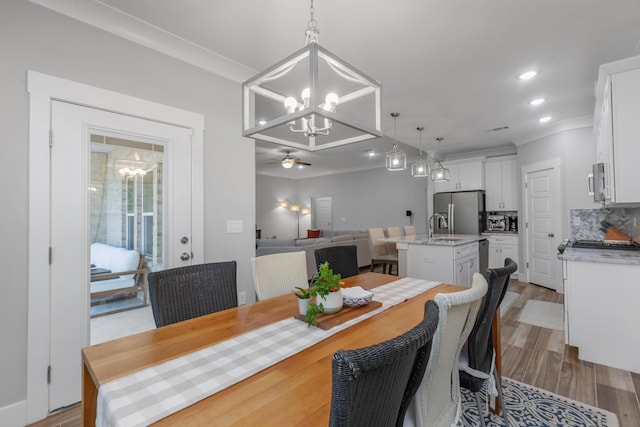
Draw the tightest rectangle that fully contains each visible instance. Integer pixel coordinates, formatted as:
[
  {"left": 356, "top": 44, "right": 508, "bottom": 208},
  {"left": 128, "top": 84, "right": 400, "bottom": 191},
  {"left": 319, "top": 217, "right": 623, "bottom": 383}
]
[{"left": 305, "top": 0, "right": 319, "bottom": 44}]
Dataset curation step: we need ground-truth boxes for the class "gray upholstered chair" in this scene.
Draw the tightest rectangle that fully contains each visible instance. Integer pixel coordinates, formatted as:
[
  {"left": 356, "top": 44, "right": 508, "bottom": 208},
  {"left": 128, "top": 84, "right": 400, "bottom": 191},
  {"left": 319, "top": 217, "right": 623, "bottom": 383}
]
[
  {"left": 314, "top": 245, "right": 360, "bottom": 279},
  {"left": 458, "top": 258, "right": 518, "bottom": 427},
  {"left": 368, "top": 227, "right": 398, "bottom": 275},
  {"left": 251, "top": 251, "right": 308, "bottom": 300},
  {"left": 404, "top": 273, "right": 488, "bottom": 427},
  {"left": 148, "top": 261, "right": 237, "bottom": 327},
  {"left": 329, "top": 301, "right": 440, "bottom": 427},
  {"left": 403, "top": 225, "right": 416, "bottom": 236}
]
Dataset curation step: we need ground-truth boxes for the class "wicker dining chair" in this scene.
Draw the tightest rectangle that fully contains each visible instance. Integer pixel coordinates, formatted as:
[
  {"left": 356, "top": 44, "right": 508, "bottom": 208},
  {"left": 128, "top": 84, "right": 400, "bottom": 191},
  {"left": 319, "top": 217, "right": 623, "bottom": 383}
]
[
  {"left": 405, "top": 273, "right": 488, "bottom": 427},
  {"left": 459, "top": 258, "right": 518, "bottom": 427},
  {"left": 329, "top": 301, "right": 440, "bottom": 427},
  {"left": 148, "top": 261, "right": 237, "bottom": 327},
  {"left": 251, "top": 251, "right": 308, "bottom": 300},
  {"left": 314, "top": 245, "right": 360, "bottom": 279}
]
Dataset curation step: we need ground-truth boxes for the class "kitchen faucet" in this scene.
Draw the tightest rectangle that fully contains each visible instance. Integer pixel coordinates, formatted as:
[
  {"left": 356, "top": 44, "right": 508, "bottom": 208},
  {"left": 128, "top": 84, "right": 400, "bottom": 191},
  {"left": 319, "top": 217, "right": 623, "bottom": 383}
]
[{"left": 429, "top": 213, "right": 448, "bottom": 238}]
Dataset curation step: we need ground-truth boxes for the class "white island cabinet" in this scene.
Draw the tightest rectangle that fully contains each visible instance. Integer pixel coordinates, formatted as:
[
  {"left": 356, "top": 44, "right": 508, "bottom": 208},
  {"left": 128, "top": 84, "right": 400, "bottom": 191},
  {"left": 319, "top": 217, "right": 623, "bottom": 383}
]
[
  {"left": 403, "top": 241, "right": 479, "bottom": 287},
  {"left": 561, "top": 251, "right": 640, "bottom": 373}
]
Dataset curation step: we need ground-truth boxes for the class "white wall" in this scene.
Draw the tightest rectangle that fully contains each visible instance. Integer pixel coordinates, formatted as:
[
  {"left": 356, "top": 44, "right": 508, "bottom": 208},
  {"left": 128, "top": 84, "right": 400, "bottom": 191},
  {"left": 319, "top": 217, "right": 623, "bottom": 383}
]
[
  {"left": 256, "top": 176, "right": 302, "bottom": 239},
  {"left": 518, "top": 126, "right": 600, "bottom": 236},
  {"left": 256, "top": 167, "right": 431, "bottom": 238},
  {"left": 0, "top": 0, "right": 255, "bottom": 417}
]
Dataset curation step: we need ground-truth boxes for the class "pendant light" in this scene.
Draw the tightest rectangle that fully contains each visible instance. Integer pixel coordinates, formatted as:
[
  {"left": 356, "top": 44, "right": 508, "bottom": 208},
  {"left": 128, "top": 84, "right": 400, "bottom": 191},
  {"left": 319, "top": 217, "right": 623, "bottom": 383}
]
[
  {"left": 386, "top": 112, "right": 406, "bottom": 171},
  {"left": 242, "top": 0, "right": 382, "bottom": 152},
  {"left": 430, "top": 137, "right": 450, "bottom": 182},
  {"left": 411, "top": 126, "right": 429, "bottom": 177}
]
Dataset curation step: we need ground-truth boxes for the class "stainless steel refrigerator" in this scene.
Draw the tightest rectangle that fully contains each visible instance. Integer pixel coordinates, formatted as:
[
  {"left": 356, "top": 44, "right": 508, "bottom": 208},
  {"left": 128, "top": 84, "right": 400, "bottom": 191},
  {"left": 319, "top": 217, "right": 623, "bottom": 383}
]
[{"left": 433, "top": 190, "right": 485, "bottom": 235}]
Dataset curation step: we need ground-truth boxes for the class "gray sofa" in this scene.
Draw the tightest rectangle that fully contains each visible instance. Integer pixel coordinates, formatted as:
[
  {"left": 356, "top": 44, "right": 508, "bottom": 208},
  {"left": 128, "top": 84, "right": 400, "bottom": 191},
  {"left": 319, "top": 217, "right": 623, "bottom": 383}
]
[{"left": 255, "top": 230, "right": 370, "bottom": 280}]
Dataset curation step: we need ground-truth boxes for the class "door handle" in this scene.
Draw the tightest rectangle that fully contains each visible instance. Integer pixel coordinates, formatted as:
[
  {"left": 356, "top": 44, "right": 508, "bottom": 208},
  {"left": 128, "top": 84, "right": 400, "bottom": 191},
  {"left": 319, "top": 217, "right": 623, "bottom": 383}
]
[
  {"left": 548, "top": 233, "right": 555, "bottom": 238},
  {"left": 180, "top": 252, "right": 191, "bottom": 261}
]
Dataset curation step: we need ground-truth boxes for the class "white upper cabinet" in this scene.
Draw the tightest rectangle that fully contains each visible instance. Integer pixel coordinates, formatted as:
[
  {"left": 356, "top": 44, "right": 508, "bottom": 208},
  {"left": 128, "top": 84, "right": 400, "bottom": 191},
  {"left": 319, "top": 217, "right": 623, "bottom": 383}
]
[
  {"left": 435, "top": 160, "right": 484, "bottom": 192},
  {"left": 484, "top": 158, "right": 518, "bottom": 211},
  {"left": 594, "top": 56, "right": 640, "bottom": 205}
]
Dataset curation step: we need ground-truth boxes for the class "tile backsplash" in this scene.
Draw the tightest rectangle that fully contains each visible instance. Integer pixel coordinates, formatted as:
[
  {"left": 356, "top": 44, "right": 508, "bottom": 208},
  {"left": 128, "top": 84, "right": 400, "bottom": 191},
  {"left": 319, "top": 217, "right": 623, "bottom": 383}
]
[{"left": 570, "top": 208, "right": 640, "bottom": 241}]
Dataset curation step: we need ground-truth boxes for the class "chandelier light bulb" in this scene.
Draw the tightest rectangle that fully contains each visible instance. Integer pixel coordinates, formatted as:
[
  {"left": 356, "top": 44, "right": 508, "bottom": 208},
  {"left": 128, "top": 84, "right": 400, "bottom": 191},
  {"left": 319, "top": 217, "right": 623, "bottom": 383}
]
[
  {"left": 284, "top": 97, "right": 298, "bottom": 114},
  {"left": 393, "top": 158, "right": 399, "bottom": 166},
  {"left": 301, "top": 88, "right": 310, "bottom": 106},
  {"left": 325, "top": 92, "right": 339, "bottom": 110}
]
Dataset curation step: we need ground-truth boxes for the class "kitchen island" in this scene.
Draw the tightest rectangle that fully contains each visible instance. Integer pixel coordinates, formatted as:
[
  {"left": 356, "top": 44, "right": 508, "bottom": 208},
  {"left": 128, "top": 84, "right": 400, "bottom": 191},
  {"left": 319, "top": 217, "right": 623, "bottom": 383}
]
[
  {"left": 383, "top": 234, "right": 486, "bottom": 287},
  {"left": 559, "top": 247, "right": 640, "bottom": 372}
]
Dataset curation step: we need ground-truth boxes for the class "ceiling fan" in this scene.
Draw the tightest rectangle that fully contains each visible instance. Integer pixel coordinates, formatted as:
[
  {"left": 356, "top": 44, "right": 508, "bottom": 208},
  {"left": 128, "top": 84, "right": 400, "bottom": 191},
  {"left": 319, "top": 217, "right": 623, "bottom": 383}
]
[{"left": 269, "top": 151, "right": 312, "bottom": 169}]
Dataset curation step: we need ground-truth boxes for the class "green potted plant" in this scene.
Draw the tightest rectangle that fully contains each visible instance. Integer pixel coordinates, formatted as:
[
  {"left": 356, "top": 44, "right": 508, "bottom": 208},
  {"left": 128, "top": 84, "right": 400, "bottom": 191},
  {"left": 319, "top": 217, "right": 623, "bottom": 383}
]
[
  {"left": 292, "top": 287, "right": 311, "bottom": 315},
  {"left": 305, "top": 262, "right": 343, "bottom": 325}
]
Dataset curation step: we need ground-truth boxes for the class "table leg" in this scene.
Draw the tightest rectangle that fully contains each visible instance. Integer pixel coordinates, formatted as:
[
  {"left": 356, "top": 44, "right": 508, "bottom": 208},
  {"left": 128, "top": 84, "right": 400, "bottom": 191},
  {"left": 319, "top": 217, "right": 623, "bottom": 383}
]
[{"left": 82, "top": 363, "right": 98, "bottom": 427}]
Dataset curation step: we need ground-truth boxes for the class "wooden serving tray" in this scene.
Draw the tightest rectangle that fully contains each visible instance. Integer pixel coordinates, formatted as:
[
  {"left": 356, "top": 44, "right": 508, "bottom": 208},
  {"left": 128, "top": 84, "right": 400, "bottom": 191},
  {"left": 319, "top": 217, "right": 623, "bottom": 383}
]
[{"left": 294, "top": 301, "right": 382, "bottom": 330}]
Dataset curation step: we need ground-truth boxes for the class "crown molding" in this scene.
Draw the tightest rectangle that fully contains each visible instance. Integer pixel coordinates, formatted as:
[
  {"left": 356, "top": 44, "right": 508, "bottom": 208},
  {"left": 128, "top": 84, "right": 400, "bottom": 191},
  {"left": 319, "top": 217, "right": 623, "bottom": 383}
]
[{"left": 29, "top": 0, "right": 256, "bottom": 82}]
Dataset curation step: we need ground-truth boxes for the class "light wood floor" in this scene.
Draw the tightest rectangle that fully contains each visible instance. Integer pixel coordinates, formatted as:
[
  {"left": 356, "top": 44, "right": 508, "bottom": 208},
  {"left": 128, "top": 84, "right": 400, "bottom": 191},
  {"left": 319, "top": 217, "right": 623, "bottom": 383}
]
[{"left": 28, "top": 276, "right": 640, "bottom": 427}]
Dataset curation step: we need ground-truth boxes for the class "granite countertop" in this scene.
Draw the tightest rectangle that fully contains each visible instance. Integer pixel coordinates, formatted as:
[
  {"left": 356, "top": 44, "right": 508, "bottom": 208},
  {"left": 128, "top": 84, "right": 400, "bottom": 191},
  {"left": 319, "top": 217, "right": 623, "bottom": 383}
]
[
  {"left": 381, "top": 234, "right": 486, "bottom": 247},
  {"left": 482, "top": 231, "right": 519, "bottom": 236},
  {"left": 558, "top": 247, "right": 640, "bottom": 265}
]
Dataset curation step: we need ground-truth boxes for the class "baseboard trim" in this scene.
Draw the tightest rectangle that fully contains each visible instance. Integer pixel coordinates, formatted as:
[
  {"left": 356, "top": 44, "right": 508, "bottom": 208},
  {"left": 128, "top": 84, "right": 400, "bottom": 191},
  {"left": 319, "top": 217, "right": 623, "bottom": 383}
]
[{"left": 0, "top": 400, "right": 26, "bottom": 427}]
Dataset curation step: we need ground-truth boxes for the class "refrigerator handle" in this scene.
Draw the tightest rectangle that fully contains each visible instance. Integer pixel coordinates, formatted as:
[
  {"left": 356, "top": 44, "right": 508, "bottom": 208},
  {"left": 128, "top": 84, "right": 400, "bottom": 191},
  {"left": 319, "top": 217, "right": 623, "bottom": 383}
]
[{"left": 449, "top": 203, "right": 454, "bottom": 234}]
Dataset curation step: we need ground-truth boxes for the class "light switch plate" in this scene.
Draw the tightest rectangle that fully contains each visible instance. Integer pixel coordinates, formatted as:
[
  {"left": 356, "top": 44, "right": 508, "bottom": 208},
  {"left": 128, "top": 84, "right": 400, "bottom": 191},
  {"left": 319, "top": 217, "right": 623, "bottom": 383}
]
[{"left": 227, "top": 220, "right": 243, "bottom": 233}]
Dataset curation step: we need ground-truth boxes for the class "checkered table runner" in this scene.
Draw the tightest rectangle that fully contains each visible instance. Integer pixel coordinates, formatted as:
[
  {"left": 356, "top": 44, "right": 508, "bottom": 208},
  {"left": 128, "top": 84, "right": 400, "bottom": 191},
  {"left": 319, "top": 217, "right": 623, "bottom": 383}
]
[{"left": 96, "top": 277, "right": 440, "bottom": 427}]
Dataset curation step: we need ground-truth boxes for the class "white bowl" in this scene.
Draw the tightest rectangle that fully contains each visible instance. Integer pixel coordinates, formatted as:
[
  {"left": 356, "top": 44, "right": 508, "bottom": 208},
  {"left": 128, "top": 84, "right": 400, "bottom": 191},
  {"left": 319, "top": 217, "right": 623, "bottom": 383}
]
[{"left": 342, "top": 289, "right": 374, "bottom": 307}]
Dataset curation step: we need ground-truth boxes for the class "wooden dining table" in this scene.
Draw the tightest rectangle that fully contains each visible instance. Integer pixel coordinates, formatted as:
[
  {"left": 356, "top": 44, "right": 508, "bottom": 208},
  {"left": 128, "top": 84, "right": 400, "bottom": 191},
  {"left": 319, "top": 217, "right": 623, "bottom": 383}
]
[{"left": 82, "top": 273, "right": 465, "bottom": 426}]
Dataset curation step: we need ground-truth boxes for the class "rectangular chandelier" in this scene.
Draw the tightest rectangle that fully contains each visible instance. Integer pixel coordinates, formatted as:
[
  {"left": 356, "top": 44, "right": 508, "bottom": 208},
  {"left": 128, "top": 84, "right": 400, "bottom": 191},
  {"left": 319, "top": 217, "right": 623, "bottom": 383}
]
[{"left": 242, "top": 43, "right": 382, "bottom": 152}]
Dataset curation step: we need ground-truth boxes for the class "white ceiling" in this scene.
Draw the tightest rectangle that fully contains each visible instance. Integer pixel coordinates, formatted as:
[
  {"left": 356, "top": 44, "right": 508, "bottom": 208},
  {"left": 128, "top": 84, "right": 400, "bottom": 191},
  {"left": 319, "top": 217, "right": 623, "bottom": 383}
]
[{"left": 45, "top": 0, "right": 640, "bottom": 178}]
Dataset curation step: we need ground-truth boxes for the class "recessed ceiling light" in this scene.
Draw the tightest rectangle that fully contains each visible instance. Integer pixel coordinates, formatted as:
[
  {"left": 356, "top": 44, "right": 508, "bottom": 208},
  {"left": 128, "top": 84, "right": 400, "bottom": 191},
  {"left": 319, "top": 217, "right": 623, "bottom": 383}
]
[
  {"left": 529, "top": 98, "right": 545, "bottom": 106},
  {"left": 368, "top": 151, "right": 376, "bottom": 157},
  {"left": 538, "top": 116, "right": 552, "bottom": 123},
  {"left": 519, "top": 70, "right": 538, "bottom": 80},
  {"left": 257, "top": 119, "right": 267, "bottom": 126},
  {"left": 297, "top": 164, "right": 304, "bottom": 169}
]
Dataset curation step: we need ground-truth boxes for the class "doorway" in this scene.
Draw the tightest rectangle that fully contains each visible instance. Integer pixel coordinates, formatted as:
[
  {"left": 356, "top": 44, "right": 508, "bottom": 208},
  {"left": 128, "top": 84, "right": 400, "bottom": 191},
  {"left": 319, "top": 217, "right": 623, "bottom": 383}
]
[
  {"left": 522, "top": 159, "right": 562, "bottom": 292},
  {"left": 27, "top": 71, "right": 204, "bottom": 422}
]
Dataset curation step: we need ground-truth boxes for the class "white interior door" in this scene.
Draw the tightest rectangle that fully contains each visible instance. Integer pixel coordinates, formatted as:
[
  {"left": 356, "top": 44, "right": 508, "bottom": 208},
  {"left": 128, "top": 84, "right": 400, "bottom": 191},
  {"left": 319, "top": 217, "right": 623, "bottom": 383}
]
[
  {"left": 524, "top": 165, "right": 561, "bottom": 291},
  {"left": 313, "top": 196, "right": 332, "bottom": 229},
  {"left": 49, "top": 101, "right": 195, "bottom": 411}
]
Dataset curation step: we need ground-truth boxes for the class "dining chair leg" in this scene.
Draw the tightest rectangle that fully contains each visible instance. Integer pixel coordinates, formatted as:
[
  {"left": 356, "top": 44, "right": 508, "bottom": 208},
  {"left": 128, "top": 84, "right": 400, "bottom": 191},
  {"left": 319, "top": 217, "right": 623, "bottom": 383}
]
[
  {"left": 474, "top": 392, "right": 487, "bottom": 427},
  {"left": 494, "top": 369, "right": 508, "bottom": 426}
]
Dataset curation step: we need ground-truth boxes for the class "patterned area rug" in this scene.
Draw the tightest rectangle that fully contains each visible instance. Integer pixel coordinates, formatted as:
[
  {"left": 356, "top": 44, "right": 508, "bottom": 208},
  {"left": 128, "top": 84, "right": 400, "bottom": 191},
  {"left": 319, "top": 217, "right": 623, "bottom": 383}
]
[{"left": 460, "top": 378, "right": 619, "bottom": 426}]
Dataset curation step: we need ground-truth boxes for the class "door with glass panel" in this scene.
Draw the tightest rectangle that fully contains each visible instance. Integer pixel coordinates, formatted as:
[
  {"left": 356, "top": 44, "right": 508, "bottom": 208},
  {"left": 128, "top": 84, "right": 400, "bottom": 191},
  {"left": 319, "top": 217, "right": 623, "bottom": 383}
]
[{"left": 49, "top": 100, "right": 196, "bottom": 412}]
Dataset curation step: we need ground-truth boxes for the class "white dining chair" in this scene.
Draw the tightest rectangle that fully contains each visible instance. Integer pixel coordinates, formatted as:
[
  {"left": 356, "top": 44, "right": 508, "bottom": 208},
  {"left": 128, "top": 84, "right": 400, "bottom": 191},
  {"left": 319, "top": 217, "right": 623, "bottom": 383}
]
[
  {"left": 251, "top": 251, "right": 308, "bottom": 300},
  {"left": 404, "top": 273, "right": 488, "bottom": 427}
]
